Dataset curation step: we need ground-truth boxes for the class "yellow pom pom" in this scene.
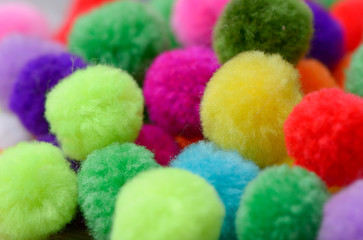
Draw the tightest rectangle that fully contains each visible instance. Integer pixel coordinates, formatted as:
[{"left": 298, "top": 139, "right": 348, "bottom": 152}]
[{"left": 201, "top": 51, "right": 302, "bottom": 167}]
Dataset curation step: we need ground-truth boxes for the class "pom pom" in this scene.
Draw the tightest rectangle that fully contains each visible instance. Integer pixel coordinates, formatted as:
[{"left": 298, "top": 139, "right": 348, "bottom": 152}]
[
  {"left": 0, "top": 2, "right": 50, "bottom": 40},
  {"left": 37, "top": 133, "right": 58, "bottom": 146},
  {"left": 78, "top": 143, "right": 159, "bottom": 240},
  {"left": 0, "top": 142, "right": 77, "bottom": 240},
  {"left": 0, "top": 35, "right": 64, "bottom": 109},
  {"left": 144, "top": 47, "right": 219, "bottom": 138},
  {"left": 201, "top": 51, "right": 302, "bottom": 167},
  {"left": 297, "top": 58, "right": 338, "bottom": 94},
  {"left": 236, "top": 165, "right": 329, "bottom": 240},
  {"left": 135, "top": 124, "right": 180, "bottom": 166},
  {"left": 284, "top": 88, "right": 363, "bottom": 187},
  {"left": 318, "top": 180, "right": 363, "bottom": 240},
  {"left": 175, "top": 135, "right": 204, "bottom": 149},
  {"left": 333, "top": 53, "right": 352, "bottom": 88},
  {"left": 9, "top": 53, "right": 86, "bottom": 136},
  {"left": 69, "top": 0, "right": 170, "bottom": 82},
  {"left": 306, "top": 1, "right": 344, "bottom": 68},
  {"left": 346, "top": 44, "right": 363, "bottom": 97},
  {"left": 316, "top": 0, "right": 338, "bottom": 8},
  {"left": 213, "top": 0, "right": 313, "bottom": 64},
  {"left": 171, "top": 141, "right": 259, "bottom": 240},
  {"left": 45, "top": 65, "right": 144, "bottom": 160},
  {"left": 172, "top": 0, "right": 230, "bottom": 47},
  {"left": 0, "top": 111, "right": 32, "bottom": 149},
  {"left": 111, "top": 168, "right": 225, "bottom": 240}
]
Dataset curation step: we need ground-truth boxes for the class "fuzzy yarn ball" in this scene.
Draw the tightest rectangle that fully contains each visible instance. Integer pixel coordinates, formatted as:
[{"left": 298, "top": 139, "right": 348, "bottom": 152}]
[
  {"left": 172, "top": 0, "right": 230, "bottom": 47},
  {"left": 201, "top": 51, "right": 302, "bottom": 168},
  {"left": 284, "top": 88, "right": 363, "bottom": 187},
  {"left": 78, "top": 143, "right": 159, "bottom": 240},
  {"left": 213, "top": 0, "right": 313, "bottom": 64},
  {"left": 331, "top": 0, "right": 363, "bottom": 52},
  {"left": 0, "top": 142, "right": 77, "bottom": 240},
  {"left": 306, "top": 1, "right": 344, "bottom": 68},
  {"left": 37, "top": 133, "right": 58, "bottom": 146},
  {"left": 0, "top": 2, "right": 50, "bottom": 40},
  {"left": 9, "top": 53, "right": 86, "bottom": 136},
  {"left": 171, "top": 141, "right": 259, "bottom": 240},
  {"left": 346, "top": 44, "right": 363, "bottom": 97},
  {"left": 0, "top": 35, "right": 64, "bottom": 109},
  {"left": 318, "top": 180, "right": 363, "bottom": 240},
  {"left": 135, "top": 124, "right": 179, "bottom": 166},
  {"left": 111, "top": 168, "right": 225, "bottom": 240},
  {"left": 45, "top": 65, "right": 144, "bottom": 160},
  {"left": 69, "top": 0, "right": 170, "bottom": 82},
  {"left": 144, "top": 47, "right": 219, "bottom": 138},
  {"left": 236, "top": 165, "right": 329, "bottom": 240},
  {"left": 333, "top": 53, "right": 352, "bottom": 88}
]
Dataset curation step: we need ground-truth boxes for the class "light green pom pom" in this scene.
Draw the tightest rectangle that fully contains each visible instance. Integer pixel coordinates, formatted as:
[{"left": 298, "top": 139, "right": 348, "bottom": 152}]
[
  {"left": 45, "top": 65, "right": 144, "bottom": 160},
  {"left": 0, "top": 142, "right": 77, "bottom": 240},
  {"left": 111, "top": 168, "right": 225, "bottom": 240},
  {"left": 346, "top": 44, "right": 363, "bottom": 97}
]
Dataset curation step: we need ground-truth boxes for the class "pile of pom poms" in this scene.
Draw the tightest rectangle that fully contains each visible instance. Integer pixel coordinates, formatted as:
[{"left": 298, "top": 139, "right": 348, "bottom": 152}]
[{"left": 0, "top": 0, "right": 363, "bottom": 239}]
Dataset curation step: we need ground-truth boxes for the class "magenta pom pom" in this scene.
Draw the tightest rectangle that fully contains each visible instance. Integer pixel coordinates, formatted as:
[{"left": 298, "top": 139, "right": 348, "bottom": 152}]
[
  {"left": 143, "top": 46, "right": 220, "bottom": 138},
  {"left": 135, "top": 124, "right": 180, "bottom": 166}
]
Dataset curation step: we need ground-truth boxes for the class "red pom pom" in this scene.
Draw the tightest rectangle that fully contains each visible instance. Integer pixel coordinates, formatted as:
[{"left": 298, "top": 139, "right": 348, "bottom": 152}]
[{"left": 284, "top": 88, "right": 363, "bottom": 187}]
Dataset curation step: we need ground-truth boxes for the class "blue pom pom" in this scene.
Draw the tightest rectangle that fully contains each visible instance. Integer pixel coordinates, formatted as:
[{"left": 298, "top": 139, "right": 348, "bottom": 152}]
[{"left": 171, "top": 141, "right": 259, "bottom": 240}]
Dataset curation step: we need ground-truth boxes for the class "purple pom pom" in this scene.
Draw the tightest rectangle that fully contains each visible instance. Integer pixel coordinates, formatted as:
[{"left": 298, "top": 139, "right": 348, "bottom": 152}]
[
  {"left": 9, "top": 53, "right": 86, "bottom": 136},
  {"left": 318, "top": 180, "right": 363, "bottom": 240},
  {"left": 37, "top": 133, "right": 58, "bottom": 146},
  {"left": 306, "top": 1, "right": 345, "bottom": 68},
  {"left": 0, "top": 35, "right": 64, "bottom": 109},
  {"left": 143, "top": 47, "right": 220, "bottom": 138}
]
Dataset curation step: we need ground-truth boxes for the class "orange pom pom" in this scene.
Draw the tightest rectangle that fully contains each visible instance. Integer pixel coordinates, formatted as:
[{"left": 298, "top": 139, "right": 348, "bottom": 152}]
[{"left": 175, "top": 135, "right": 203, "bottom": 149}]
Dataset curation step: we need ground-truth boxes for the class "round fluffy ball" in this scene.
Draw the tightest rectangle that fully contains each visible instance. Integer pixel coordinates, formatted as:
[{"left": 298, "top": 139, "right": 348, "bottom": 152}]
[
  {"left": 135, "top": 124, "right": 180, "bottom": 166},
  {"left": 111, "top": 168, "right": 225, "bottom": 240},
  {"left": 284, "top": 88, "right": 363, "bottom": 187},
  {"left": 45, "top": 65, "right": 144, "bottom": 160},
  {"left": 144, "top": 47, "right": 220, "bottom": 138},
  {"left": 236, "top": 165, "right": 329, "bottom": 240},
  {"left": 201, "top": 51, "right": 302, "bottom": 167},
  {"left": 0, "top": 142, "right": 77, "bottom": 240},
  {"left": 333, "top": 53, "right": 352, "bottom": 88},
  {"left": 316, "top": 0, "right": 338, "bottom": 8},
  {"left": 318, "top": 180, "right": 363, "bottom": 240},
  {"left": 0, "top": 2, "right": 50, "bottom": 40},
  {"left": 213, "top": 0, "right": 313, "bottom": 64},
  {"left": 306, "top": 1, "right": 344, "bottom": 68},
  {"left": 172, "top": 0, "right": 230, "bottom": 47},
  {"left": 69, "top": 0, "right": 170, "bottom": 82},
  {"left": 9, "top": 53, "right": 86, "bottom": 136},
  {"left": 78, "top": 143, "right": 159, "bottom": 240},
  {"left": 171, "top": 141, "right": 259, "bottom": 240},
  {"left": 346, "top": 44, "right": 363, "bottom": 97},
  {"left": 0, "top": 35, "right": 64, "bottom": 109}
]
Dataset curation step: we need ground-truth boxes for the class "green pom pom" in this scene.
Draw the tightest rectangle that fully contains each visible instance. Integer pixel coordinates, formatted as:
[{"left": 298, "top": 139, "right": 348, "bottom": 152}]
[
  {"left": 111, "top": 168, "right": 225, "bottom": 240},
  {"left": 69, "top": 0, "right": 171, "bottom": 82},
  {"left": 346, "top": 44, "right": 363, "bottom": 97},
  {"left": 0, "top": 142, "right": 77, "bottom": 240},
  {"left": 236, "top": 165, "right": 329, "bottom": 240},
  {"left": 213, "top": 0, "right": 313, "bottom": 64},
  {"left": 316, "top": 0, "right": 338, "bottom": 8},
  {"left": 78, "top": 143, "right": 159, "bottom": 240},
  {"left": 45, "top": 65, "right": 144, "bottom": 160}
]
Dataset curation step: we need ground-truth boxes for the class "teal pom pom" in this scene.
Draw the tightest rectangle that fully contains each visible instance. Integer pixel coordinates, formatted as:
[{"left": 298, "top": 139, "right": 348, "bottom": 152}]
[{"left": 346, "top": 44, "right": 363, "bottom": 97}]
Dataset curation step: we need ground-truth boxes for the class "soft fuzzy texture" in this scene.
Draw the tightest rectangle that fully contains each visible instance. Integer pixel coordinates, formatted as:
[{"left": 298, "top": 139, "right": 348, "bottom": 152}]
[
  {"left": 297, "top": 58, "right": 338, "bottom": 94},
  {"left": 333, "top": 53, "right": 352, "bottom": 88},
  {"left": 201, "top": 51, "right": 302, "bottom": 168},
  {"left": 331, "top": 0, "right": 363, "bottom": 52},
  {"left": 0, "top": 142, "right": 77, "bottom": 240},
  {"left": 78, "top": 143, "right": 159, "bottom": 240},
  {"left": 45, "top": 65, "right": 144, "bottom": 160},
  {"left": 317, "top": 0, "right": 338, "bottom": 8},
  {"left": 284, "top": 88, "right": 363, "bottom": 187},
  {"left": 175, "top": 135, "right": 204, "bottom": 149},
  {"left": 0, "top": 2, "right": 49, "bottom": 40},
  {"left": 135, "top": 124, "right": 180, "bottom": 166},
  {"left": 346, "top": 45, "right": 363, "bottom": 97},
  {"left": 9, "top": 53, "right": 86, "bottom": 136},
  {"left": 69, "top": 0, "right": 170, "bottom": 82},
  {"left": 0, "top": 111, "right": 32, "bottom": 149},
  {"left": 37, "top": 133, "right": 58, "bottom": 146},
  {"left": 236, "top": 165, "right": 329, "bottom": 240},
  {"left": 171, "top": 141, "right": 259, "bottom": 240},
  {"left": 111, "top": 168, "right": 225, "bottom": 240},
  {"left": 0, "top": 35, "right": 64, "bottom": 110},
  {"left": 318, "top": 180, "right": 363, "bottom": 240},
  {"left": 213, "top": 0, "right": 313, "bottom": 64},
  {"left": 172, "top": 0, "right": 230, "bottom": 47},
  {"left": 144, "top": 47, "right": 219, "bottom": 138}
]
